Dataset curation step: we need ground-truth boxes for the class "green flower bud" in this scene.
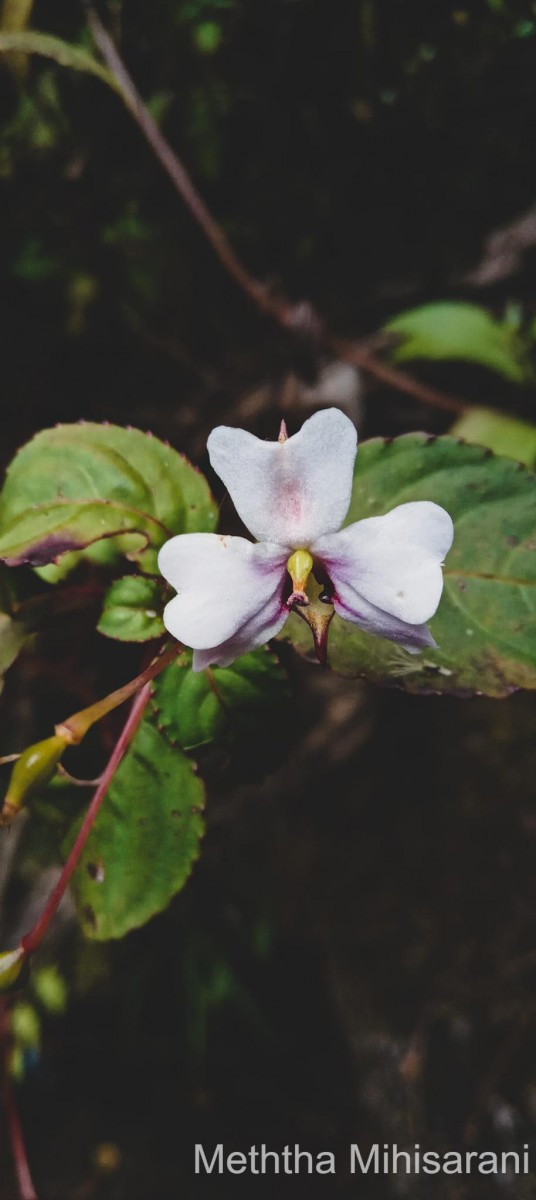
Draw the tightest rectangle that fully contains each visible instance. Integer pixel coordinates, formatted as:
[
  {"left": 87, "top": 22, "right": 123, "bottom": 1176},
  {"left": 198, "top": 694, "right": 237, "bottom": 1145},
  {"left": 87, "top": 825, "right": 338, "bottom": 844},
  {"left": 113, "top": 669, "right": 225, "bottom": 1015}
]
[
  {"left": 0, "top": 947, "right": 28, "bottom": 994},
  {"left": 0, "top": 734, "right": 67, "bottom": 827}
]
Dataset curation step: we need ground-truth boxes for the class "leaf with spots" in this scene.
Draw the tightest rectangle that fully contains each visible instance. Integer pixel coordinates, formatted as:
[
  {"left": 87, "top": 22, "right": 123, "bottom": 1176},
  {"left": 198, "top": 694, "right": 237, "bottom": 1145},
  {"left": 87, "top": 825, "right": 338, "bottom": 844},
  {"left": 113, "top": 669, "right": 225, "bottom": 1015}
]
[
  {"left": 65, "top": 717, "right": 205, "bottom": 940},
  {"left": 0, "top": 423, "right": 216, "bottom": 577},
  {"left": 281, "top": 435, "right": 536, "bottom": 697}
]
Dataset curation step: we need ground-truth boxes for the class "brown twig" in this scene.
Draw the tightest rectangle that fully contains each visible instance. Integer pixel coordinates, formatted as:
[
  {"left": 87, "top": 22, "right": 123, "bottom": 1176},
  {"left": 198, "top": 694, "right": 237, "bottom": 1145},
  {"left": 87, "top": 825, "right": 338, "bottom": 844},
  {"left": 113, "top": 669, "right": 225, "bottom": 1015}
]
[
  {"left": 0, "top": 1001, "right": 38, "bottom": 1200},
  {"left": 330, "top": 337, "right": 465, "bottom": 415},
  {"left": 84, "top": 3, "right": 296, "bottom": 330},
  {"left": 84, "top": 3, "right": 467, "bottom": 417}
]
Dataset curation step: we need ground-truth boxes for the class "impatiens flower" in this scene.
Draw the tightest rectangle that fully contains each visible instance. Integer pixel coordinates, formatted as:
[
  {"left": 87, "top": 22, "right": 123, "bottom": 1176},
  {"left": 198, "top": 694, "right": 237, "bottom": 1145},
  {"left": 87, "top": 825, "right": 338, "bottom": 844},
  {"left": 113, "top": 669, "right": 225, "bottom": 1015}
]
[{"left": 158, "top": 409, "right": 454, "bottom": 671}]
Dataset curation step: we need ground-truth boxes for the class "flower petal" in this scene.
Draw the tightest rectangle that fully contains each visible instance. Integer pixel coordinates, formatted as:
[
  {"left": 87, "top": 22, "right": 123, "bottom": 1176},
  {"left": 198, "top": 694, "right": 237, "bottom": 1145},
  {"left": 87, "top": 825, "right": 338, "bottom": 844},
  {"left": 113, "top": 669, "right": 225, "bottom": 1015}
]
[
  {"left": 192, "top": 605, "right": 289, "bottom": 671},
  {"left": 313, "top": 501, "right": 453, "bottom": 625},
  {"left": 158, "top": 533, "right": 287, "bottom": 649},
  {"left": 332, "top": 587, "right": 437, "bottom": 653},
  {"left": 207, "top": 408, "right": 358, "bottom": 548}
]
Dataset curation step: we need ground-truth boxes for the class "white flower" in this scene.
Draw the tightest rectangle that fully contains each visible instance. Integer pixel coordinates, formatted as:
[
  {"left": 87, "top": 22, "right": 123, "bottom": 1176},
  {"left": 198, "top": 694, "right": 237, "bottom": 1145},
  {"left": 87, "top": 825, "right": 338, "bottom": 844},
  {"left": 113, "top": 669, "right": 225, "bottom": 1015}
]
[{"left": 158, "top": 409, "right": 454, "bottom": 671}]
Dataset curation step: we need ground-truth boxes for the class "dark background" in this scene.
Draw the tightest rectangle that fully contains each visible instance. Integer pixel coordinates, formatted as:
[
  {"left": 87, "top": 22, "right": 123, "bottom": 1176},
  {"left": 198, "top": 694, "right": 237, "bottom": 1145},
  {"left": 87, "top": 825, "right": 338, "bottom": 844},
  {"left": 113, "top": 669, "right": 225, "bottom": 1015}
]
[{"left": 1, "top": 1, "right": 536, "bottom": 1196}]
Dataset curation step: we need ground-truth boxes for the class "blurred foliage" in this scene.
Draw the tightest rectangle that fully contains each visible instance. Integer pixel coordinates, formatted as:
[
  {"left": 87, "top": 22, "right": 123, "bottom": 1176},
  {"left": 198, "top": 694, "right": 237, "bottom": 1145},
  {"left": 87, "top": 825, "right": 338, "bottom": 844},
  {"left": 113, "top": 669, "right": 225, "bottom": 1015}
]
[
  {"left": 384, "top": 301, "right": 535, "bottom": 382},
  {"left": 1, "top": 0, "right": 536, "bottom": 447},
  {"left": 452, "top": 404, "right": 536, "bottom": 464},
  {"left": 7, "top": 963, "right": 67, "bottom": 1079}
]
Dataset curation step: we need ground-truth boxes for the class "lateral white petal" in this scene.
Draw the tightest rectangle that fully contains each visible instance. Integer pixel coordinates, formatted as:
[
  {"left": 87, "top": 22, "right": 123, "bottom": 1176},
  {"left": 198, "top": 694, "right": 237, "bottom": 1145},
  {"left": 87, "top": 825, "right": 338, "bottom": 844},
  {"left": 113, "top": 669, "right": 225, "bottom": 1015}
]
[
  {"left": 333, "top": 587, "right": 437, "bottom": 653},
  {"left": 158, "top": 533, "right": 287, "bottom": 649},
  {"left": 313, "top": 501, "right": 453, "bottom": 625},
  {"left": 207, "top": 407, "right": 358, "bottom": 547},
  {"left": 192, "top": 605, "right": 289, "bottom": 671}
]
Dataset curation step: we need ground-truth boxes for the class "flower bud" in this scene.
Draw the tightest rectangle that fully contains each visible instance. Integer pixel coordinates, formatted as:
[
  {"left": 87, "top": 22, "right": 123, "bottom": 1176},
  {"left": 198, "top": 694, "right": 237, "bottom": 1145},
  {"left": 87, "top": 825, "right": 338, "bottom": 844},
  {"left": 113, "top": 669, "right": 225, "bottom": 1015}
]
[
  {"left": 0, "top": 947, "right": 28, "bottom": 994},
  {"left": 0, "top": 734, "right": 67, "bottom": 827}
]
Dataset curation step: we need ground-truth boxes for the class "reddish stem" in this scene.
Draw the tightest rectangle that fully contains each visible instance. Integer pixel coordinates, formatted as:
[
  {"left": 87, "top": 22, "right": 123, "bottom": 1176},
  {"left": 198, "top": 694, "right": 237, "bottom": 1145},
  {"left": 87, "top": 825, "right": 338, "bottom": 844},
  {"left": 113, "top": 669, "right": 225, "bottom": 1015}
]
[
  {"left": 0, "top": 1002, "right": 38, "bottom": 1200},
  {"left": 21, "top": 683, "right": 152, "bottom": 957}
]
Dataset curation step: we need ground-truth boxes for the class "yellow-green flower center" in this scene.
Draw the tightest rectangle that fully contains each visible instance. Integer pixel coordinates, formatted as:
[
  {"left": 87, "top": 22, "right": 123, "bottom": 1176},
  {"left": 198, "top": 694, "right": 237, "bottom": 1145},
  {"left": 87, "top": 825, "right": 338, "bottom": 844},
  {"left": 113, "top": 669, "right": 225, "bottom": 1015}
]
[{"left": 287, "top": 549, "right": 314, "bottom": 599}]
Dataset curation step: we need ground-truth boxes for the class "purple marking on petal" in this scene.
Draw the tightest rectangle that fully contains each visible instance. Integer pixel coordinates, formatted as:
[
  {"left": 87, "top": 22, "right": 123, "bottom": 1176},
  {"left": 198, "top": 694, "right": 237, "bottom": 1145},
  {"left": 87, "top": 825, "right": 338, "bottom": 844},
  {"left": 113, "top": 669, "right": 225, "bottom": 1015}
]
[{"left": 333, "top": 589, "right": 437, "bottom": 651}]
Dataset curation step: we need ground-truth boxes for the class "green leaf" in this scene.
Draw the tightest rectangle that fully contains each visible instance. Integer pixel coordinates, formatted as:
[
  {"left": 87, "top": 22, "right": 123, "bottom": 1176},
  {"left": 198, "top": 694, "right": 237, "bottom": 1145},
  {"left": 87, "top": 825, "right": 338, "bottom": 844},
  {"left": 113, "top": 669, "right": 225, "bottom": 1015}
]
[
  {"left": 11, "top": 1002, "right": 40, "bottom": 1050},
  {"left": 66, "top": 718, "right": 205, "bottom": 941},
  {"left": 193, "top": 21, "right": 222, "bottom": 54},
  {"left": 0, "top": 30, "right": 118, "bottom": 90},
  {"left": 0, "top": 423, "right": 217, "bottom": 575},
  {"left": 98, "top": 575, "right": 166, "bottom": 642},
  {"left": 451, "top": 407, "right": 536, "bottom": 468},
  {"left": 384, "top": 302, "right": 533, "bottom": 383},
  {"left": 0, "top": 612, "right": 26, "bottom": 679},
  {"left": 152, "top": 648, "right": 289, "bottom": 751},
  {"left": 0, "top": 566, "right": 28, "bottom": 683},
  {"left": 31, "top": 965, "right": 67, "bottom": 1015},
  {"left": 281, "top": 435, "right": 536, "bottom": 697}
]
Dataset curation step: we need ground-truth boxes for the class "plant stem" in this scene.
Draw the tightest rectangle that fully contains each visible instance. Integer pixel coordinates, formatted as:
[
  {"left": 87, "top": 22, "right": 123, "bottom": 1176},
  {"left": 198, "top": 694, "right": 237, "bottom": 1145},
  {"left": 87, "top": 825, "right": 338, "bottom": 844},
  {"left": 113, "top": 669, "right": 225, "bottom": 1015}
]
[
  {"left": 0, "top": 1002, "right": 38, "bottom": 1200},
  {"left": 330, "top": 336, "right": 465, "bottom": 415},
  {"left": 56, "top": 641, "right": 179, "bottom": 744},
  {"left": 84, "top": 3, "right": 467, "bottom": 417},
  {"left": 21, "top": 683, "right": 152, "bottom": 957},
  {"left": 84, "top": 3, "right": 295, "bottom": 330}
]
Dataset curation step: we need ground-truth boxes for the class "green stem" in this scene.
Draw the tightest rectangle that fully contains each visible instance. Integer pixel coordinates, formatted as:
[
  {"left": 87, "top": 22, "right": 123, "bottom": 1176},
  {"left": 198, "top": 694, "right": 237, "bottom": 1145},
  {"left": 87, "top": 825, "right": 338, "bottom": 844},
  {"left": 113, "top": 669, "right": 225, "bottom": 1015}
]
[{"left": 55, "top": 641, "right": 179, "bottom": 744}]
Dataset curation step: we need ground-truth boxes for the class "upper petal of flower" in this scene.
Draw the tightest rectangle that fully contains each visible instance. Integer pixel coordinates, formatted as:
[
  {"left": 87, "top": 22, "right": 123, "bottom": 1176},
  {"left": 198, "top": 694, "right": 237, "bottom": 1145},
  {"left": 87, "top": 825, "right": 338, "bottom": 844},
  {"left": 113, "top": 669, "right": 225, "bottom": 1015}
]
[
  {"left": 312, "top": 501, "right": 454, "bottom": 625},
  {"left": 207, "top": 408, "right": 358, "bottom": 548},
  {"left": 158, "top": 533, "right": 287, "bottom": 649}
]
